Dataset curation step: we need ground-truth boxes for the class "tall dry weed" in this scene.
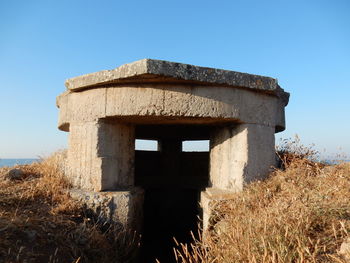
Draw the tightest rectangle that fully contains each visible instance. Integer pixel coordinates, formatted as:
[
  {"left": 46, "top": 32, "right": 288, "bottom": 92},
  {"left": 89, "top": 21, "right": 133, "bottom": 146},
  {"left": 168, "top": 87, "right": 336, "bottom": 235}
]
[
  {"left": 0, "top": 150, "right": 139, "bottom": 263},
  {"left": 175, "top": 139, "right": 350, "bottom": 263}
]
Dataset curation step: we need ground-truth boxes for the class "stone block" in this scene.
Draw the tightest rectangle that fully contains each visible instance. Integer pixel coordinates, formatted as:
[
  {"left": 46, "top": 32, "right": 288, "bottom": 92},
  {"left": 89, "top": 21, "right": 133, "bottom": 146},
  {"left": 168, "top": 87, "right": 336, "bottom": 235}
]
[
  {"left": 69, "top": 188, "right": 144, "bottom": 232},
  {"left": 56, "top": 91, "right": 70, "bottom": 131},
  {"left": 105, "top": 86, "right": 164, "bottom": 117},
  {"left": 65, "top": 59, "right": 279, "bottom": 93},
  {"left": 200, "top": 187, "right": 237, "bottom": 231},
  {"left": 68, "top": 88, "right": 106, "bottom": 122},
  {"left": 163, "top": 85, "right": 278, "bottom": 127}
]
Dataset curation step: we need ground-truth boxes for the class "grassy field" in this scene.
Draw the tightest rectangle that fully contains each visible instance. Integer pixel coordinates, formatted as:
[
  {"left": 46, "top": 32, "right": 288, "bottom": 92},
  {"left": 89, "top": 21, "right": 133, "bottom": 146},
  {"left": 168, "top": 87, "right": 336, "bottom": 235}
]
[{"left": 1, "top": 143, "right": 350, "bottom": 263}]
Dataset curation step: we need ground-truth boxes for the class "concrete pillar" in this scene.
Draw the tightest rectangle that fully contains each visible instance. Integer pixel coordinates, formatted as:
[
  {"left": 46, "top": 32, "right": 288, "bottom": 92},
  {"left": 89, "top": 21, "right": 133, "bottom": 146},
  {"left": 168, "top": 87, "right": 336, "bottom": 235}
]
[
  {"left": 209, "top": 123, "right": 276, "bottom": 191},
  {"left": 201, "top": 123, "right": 276, "bottom": 231},
  {"left": 158, "top": 139, "right": 182, "bottom": 178},
  {"left": 66, "top": 119, "right": 135, "bottom": 191},
  {"left": 158, "top": 139, "right": 182, "bottom": 153}
]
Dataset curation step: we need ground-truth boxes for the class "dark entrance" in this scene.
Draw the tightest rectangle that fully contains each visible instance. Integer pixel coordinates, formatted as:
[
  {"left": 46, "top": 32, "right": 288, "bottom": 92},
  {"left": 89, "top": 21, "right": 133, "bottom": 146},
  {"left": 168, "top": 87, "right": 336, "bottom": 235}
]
[{"left": 135, "top": 125, "right": 210, "bottom": 263}]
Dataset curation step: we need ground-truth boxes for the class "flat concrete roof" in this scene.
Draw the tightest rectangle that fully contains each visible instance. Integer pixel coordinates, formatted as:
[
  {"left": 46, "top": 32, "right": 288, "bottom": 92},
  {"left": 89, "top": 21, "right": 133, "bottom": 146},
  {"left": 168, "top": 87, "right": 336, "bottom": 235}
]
[{"left": 65, "top": 59, "right": 279, "bottom": 93}]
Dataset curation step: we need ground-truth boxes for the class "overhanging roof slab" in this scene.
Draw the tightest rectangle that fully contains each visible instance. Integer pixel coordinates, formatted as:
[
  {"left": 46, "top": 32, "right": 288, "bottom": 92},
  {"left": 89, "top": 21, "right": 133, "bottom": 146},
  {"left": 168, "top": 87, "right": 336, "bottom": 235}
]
[{"left": 65, "top": 59, "right": 280, "bottom": 94}]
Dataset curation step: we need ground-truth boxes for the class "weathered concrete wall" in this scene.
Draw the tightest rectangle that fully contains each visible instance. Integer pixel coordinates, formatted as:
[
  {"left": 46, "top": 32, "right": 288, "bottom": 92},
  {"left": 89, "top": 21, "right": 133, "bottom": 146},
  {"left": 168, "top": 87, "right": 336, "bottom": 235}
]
[
  {"left": 56, "top": 88, "right": 107, "bottom": 132},
  {"left": 209, "top": 123, "right": 276, "bottom": 191},
  {"left": 69, "top": 188, "right": 144, "bottom": 232},
  {"left": 66, "top": 120, "right": 135, "bottom": 191},
  {"left": 57, "top": 84, "right": 287, "bottom": 132}
]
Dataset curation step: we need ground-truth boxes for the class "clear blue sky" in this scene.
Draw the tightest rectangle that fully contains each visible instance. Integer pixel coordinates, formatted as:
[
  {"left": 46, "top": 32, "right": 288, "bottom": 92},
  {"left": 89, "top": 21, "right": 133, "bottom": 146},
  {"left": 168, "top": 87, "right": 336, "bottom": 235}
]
[{"left": 0, "top": 0, "right": 349, "bottom": 159}]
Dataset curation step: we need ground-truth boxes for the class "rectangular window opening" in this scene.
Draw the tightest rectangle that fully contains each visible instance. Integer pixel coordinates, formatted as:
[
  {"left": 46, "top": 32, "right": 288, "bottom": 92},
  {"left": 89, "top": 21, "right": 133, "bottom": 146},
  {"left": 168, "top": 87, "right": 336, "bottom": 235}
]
[
  {"left": 135, "top": 139, "right": 158, "bottom": 151},
  {"left": 182, "top": 140, "right": 209, "bottom": 152}
]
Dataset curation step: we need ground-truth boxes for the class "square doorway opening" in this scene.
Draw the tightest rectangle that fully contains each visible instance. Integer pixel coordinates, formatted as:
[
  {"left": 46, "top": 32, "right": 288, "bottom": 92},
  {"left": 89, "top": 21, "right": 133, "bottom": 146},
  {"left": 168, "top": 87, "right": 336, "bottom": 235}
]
[{"left": 135, "top": 124, "right": 211, "bottom": 263}]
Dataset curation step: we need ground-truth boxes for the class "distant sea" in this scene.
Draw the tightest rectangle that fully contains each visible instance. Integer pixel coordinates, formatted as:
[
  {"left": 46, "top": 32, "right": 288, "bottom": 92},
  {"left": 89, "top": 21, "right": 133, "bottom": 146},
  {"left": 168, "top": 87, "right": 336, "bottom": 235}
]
[
  {"left": 322, "top": 159, "right": 350, "bottom": 165},
  {"left": 0, "top": 159, "right": 40, "bottom": 168}
]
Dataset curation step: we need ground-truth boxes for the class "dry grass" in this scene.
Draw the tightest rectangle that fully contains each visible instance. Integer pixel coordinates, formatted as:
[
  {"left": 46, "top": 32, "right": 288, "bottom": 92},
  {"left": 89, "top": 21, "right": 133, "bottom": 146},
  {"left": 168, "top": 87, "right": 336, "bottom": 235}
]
[
  {"left": 2, "top": 139, "right": 350, "bottom": 263},
  {"left": 0, "top": 151, "right": 138, "bottom": 263},
  {"left": 175, "top": 139, "right": 350, "bottom": 263}
]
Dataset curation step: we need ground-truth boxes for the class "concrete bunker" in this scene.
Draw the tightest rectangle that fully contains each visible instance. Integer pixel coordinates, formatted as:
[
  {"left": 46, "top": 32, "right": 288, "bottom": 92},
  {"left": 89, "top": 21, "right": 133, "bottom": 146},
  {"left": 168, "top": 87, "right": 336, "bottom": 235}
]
[{"left": 56, "top": 59, "right": 289, "bottom": 262}]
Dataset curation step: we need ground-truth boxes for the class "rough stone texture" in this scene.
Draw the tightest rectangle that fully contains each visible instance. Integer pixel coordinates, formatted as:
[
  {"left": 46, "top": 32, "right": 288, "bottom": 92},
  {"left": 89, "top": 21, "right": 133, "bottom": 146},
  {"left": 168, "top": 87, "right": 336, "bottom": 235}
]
[
  {"left": 106, "top": 86, "right": 164, "bottom": 118},
  {"left": 69, "top": 188, "right": 144, "bottom": 232},
  {"left": 58, "top": 84, "right": 287, "bottom": 132},
  {"left": 209, "top": 123, "right": 276, "bottom": 191},
  {"left": 162, "top": 85, "right": 280, "bottom": 128},
  {"left": 56, "top": 88, "right": 106, "bottom": 131},
  {"left": 58, "top": 60, "right": 289, "bottom": 132},
  {"left": 66, "top": 120, "right": 135, "bottom": 191},
  {"left": 65, "top": 59, "right": 281, "bottom": 94}
]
